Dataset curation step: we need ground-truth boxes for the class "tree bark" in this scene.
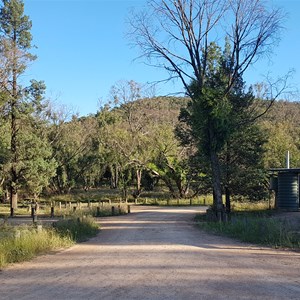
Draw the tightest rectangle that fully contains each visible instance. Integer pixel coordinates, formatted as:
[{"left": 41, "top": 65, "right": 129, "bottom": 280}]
[
  {"left": 10, "top": 189, "right": 18, "bottom": 210},
  {"left": 209, "top": 125, "right": 224, "bottom": 221},
  {"left": 10, "top": 103, "right": 18, "bottom": 209},
  {"left": 10, "top": 37, "right": 18, "bottom": 210},
  {"left": 110, "top": 165, "right": 119, "bottom": 189},
  {"left": 136, "top": 169, "right": 142, "bottom": 195},
  {"left": 225, "top": 186, "right": 231, "bottom": 214}
]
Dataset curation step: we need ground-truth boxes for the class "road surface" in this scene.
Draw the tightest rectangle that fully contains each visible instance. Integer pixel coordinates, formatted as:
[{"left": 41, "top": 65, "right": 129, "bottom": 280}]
[{"left": 0, "top": 206, "right": 299, "bottom": 299}]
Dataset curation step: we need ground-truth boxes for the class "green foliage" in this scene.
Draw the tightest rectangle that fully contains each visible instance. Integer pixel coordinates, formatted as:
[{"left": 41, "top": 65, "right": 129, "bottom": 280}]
[
  {"left": 0, "top": 0, "right": 43, "bottom": 207},
  {"left": 49, "top": 116, "right": 101, "bottom": 193},
  {"left": 261, "top": 101, "right": 300, "bottom": 168},
  {"left": 0, "top": 0, "right": 33, "bottom": 49},
  {"left": 178, "top": 41, "right": 267, "bottom": 204},
  {"left": 220, "top": 123, "right": 268, "bottom": 201}
]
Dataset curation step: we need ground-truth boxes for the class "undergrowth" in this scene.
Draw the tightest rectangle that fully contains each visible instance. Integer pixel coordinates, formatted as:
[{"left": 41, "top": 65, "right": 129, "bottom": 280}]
[
  {"left": 54, "top": 216, "right": 99, "bottom": 242},
  {"left": 195, "top": 213, "right": 300, "bottom": 249}
]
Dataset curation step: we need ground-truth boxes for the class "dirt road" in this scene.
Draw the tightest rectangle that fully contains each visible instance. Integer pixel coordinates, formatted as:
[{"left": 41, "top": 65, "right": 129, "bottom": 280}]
[{"left": 1, "top": 206, "right": 300, "bottom": 300}]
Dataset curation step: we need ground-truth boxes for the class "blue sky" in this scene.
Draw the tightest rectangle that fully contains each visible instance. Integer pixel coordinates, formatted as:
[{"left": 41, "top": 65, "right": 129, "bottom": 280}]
[{"left": 23, "top": 0, "right": 300, "bottom": 116}]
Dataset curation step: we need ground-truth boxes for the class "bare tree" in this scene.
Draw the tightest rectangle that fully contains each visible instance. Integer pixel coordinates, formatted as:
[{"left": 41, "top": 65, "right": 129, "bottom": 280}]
[{"left": 129, "top": 0, "right": 285, "bottom": 219}]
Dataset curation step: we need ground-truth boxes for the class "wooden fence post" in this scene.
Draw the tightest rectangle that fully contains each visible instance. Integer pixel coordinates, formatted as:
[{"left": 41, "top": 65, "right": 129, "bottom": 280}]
[
  {"left": 31, "top": 206, "right": 35, "bottom": 218},
  {"left": 51, "top": 206, "right": 55, "bottom": 218}
]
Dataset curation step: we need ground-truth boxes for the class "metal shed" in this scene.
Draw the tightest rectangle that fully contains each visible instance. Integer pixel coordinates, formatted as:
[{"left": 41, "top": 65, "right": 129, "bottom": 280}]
[{"left": 269, "top": 168, "right": 300, "bottom": 211}]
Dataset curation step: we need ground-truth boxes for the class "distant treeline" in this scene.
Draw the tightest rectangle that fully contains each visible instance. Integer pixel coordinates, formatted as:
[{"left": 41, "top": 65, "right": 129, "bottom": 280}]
[{"left": 1, "top": 94, "right": 299, "bottom": 203}]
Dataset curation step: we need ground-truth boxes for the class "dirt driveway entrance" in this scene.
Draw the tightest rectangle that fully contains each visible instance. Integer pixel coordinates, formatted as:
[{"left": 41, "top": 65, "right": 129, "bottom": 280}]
[{"left": 0, "top": 206, "right": 299, "bottom": 299}]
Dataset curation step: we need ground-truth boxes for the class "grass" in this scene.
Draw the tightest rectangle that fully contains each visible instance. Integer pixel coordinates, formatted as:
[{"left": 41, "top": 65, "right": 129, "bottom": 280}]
[
  {"left": 90, "top": 204, "right": 128, "bottom": 217},
  {"left": 0, "top": 215, "right": 99, "bottom": 269},
  {"left": 195, "top": 211, "right": 300, "bottom": 249},
  {"left": 53, "top": 215, "right": 99, "bottom": 242},
  {"left": 42, "top": 186, "right": 215, "bottom": 207},
  {"left": 0, "top": 184, "right": 218, "bottom": 218},
  {"left": 231, "top": 200, "right": 271, "bottom": 212},
  {"left": 0, "top": 201, "right": 129, "bottom": 218},
  {"left": 0, "top": 194, "right": 128, "bottom": 269},
  {"left": 0, "top": 225, "right": 73, "bottom": 268}
]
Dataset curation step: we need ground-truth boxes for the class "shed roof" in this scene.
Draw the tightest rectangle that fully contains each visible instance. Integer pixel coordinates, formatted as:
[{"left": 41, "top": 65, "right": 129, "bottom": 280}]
[{"left": 269, "top": 168, "right": 300, "bottom": 173}]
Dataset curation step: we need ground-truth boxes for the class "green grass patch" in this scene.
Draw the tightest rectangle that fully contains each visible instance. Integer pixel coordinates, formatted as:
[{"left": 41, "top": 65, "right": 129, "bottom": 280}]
[
  {"left": 195, "top": 212, "right": 300, "bottom": 249},
  {"left": 0, "top": 225, "right": 73, "bottom": 269},
  {"left": 54, "top": 216, "right": 99, "bottom": 242},
  {"left": 0, "top": 215, "right": 99, "bottom": 269}
]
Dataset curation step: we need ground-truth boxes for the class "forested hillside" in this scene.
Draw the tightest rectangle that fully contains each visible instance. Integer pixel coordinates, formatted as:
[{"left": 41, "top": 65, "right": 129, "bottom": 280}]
[
  {"left": 260, "top": 101, "right": 300, "bottom": 168},
  {"left": 1, "top": 92, "right": 299, "bottom": 203}
]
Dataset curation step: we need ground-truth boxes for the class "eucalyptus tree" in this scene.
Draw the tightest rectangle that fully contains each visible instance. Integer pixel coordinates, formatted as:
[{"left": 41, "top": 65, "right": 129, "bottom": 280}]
[
  {"left": 108, "top": 80, "right": 155, "bottom": 199},
  {"left": 147, "top": 122, "right": 193, "bottom": 198},
  {"left": 48, "top": 115, "right": 99, "bottom": 194},
  {"left": 129, "top": 0, "right": 286, "bottom": 220}
]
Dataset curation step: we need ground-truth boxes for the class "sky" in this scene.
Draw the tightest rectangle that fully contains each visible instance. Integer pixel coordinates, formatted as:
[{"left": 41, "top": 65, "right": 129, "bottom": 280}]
[{"left": 22, "top": 0, "right": 300, "bottom": 116}]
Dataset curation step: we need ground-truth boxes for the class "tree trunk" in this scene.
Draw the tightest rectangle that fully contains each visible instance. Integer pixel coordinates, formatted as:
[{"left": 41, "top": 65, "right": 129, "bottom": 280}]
[
  {"left": 122, "top": 186, "right": 128, "bottom": 202},
  {"left": 209, "top": 136, "right": 224, "bottom": 221},
  {"left": 136, "top": 169, "right": 142, "bottom": 195},
  {"left": 163, "top": 177, "right": 176, "bottom": 198},
  {"left": 10, "top": 30, "right": 19, "bottom": 211},
  {"left": 225, "top": 186, "right": 231, "bottom": 214},
  {"left": 10, "top": 189, "right": 18, "bottom": 210},
  {"left": 133, "top": 169, "right": 142, "bottom": 202},
  {"left": 10, "top": 68, "right": 18, "bottom": 211},
  {"left": 110, "top": 165, "right": 119, "bottom": 189},
  {"left": 175, "top": 177, "right": 184, "bottom": 198}
]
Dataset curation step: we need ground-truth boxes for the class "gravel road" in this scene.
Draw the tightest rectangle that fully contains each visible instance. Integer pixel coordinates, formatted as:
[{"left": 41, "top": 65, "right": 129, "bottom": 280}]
[{"left": 0, "top": 206, "right": 300, "bottom": 300}]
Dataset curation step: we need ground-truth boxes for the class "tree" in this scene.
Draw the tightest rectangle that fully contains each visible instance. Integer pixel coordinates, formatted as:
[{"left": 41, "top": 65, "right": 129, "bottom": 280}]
[
  {"left": 0, "top": 0, "right": 37, "bottom": 210},
  {"left": 221, "top": 123, "right": 268, "bottom": 205},
  {"left": 257, "top": 100, "right": 300, "bottom": 169},
  {"left": 147, "top": 123, "right": 193, "bottom": 198},
  {"left": 48, "top": 114, "right": 100, "bottom": 194},
  {"left": 129, "top": 0, "right": 285, "bottom": 220},
  {"left": 107, "top": 80, "right": 155, "bottom": 199}
]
